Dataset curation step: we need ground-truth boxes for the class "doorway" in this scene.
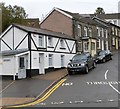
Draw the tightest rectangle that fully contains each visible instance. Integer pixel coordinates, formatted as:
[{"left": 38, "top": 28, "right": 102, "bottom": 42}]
[
  {"left": 18, "top": 56, "right": 26, "bottom": 79},
  {"left": 39, "top": 53, "right": 44, "bottom": 74}
]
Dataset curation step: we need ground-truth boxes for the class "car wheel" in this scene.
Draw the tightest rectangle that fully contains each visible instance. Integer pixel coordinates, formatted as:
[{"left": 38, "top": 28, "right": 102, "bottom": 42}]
[
  {"left": 102, "top": 58, "right": 106, "bottom": 63},
  {"left": 85, "top": 66, "right": 89, "bottom": 74},
  {"left": 68, "top": 71, "right": 72, "bottom": 75},
  {"left": 110, "top": 56, "right": 112, "bottom": 60},
  {"left": 93, "top": 61, "right": 96, "bottom": 68}
]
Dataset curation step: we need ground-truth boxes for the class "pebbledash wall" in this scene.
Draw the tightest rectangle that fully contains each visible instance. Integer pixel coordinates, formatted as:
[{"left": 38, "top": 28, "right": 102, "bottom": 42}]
[{"left": 0, "top": 24, "right": 76, "bottom": 79}]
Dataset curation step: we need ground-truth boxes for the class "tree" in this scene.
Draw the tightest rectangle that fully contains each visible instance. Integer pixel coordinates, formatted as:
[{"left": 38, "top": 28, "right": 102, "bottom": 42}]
[
  {"left": 1, "top": 3, "right": 28, "bottom": 32},
  {"left": 94, "top": 7, "right": 105, "bottom": 15}
]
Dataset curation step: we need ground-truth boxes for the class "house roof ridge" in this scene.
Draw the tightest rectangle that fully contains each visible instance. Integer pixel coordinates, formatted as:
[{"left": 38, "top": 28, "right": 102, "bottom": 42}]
[{"left": 12, "top": 23, "right": 76, "bottom": 40}]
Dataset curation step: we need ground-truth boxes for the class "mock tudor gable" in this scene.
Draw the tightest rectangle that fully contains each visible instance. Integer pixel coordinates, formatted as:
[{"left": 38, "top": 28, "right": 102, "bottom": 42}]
[{"left": 0, "top": 24, "right": 76, "bottom": 79}]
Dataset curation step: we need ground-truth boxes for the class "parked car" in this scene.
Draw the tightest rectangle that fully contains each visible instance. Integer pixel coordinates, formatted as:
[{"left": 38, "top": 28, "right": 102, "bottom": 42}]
[
  {"left": 96, "top": 50, "right": 112, "bottom": 63},
  {"left": 67, "top": 53, "right": 96, "bottom": 75}
]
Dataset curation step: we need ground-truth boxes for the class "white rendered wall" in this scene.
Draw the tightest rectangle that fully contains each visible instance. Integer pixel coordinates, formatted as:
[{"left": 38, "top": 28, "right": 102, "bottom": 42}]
[
  {"left": 1, "top": 56, "right": 16, "bottom": 75},
  {"left": 14, "top": 27, "right": 28, "bottom": 50}
]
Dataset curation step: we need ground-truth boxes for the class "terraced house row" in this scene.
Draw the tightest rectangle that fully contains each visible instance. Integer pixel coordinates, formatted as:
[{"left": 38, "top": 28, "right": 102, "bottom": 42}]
[{"left": 40, "top": 8, "right": 120, "bottom": 56}]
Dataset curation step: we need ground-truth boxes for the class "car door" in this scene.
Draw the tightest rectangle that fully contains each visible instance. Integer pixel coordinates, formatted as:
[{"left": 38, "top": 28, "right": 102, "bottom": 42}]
[
  {"left": 87, "top": 55, "right": 93, "bottom": 69},
  {"left": 105, "top": 51, "right": 109, "bottom": 60}
]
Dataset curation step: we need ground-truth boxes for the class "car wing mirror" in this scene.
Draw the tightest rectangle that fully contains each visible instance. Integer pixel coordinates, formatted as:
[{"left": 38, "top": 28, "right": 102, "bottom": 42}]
[{"left": 70, "top": 59, "right": 72, "bottom": 62}]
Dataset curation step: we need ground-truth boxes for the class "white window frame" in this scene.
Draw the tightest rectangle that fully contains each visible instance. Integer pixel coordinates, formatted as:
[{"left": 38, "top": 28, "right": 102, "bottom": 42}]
[
  {"left": 48, "top": 54, "right": 53, "bottom": 67},
  {"left": 88, "top": 28, "right": 92, "bottom": 37},
  {"left": 38, "top": 35, "right": 44, "bottom": 47},
  {"left": 84, "top": 42, "right": 88, "bottom": 52},
  {"left": 115, "top": 28, "right": 118, "bottom": 36},
  {"left": 91, "top": 42, "right": 95, "bottom": 50},
  {"left": 112, "top": 27, "right": 114, "bottom": 35},
  {"left": 97, "top": 39, "right": 101, "bottom": 49},
  {"left": 84, "top": 27, "right": 87, "bottom": 36},
  {"left": 78, "top": 42, "right": 82, "bottom": 51},
  {"left": 60, "top": 39, "right": 65, "bottom": 48},
  {"left": 77, "top": 24, "right": 81, "bottom": 37},
  {"left": 61, "top": 55, "right": 64, "bottom": 67},
  {"left": 48, "top": 36, "right": 53, "bottom": 47},
  {"left": 97, "top": 27, "right": 100, "bottom": 37},
  {"left": 104, "top": 29, "right": 108, "bottom": 39},
  {"left": 112, "top": 37, "right": 115, "bottom": 45}
]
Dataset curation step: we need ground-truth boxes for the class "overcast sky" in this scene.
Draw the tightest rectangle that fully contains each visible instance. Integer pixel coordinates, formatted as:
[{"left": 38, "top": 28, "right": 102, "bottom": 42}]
[{"left": 1, "top": 0, "right": 120, "bottom": 20}]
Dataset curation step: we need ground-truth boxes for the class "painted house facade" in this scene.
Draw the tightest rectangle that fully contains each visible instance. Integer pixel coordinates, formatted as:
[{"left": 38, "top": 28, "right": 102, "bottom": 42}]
[
  {"left": 40, "top": 8, "right": 111, "bottom": 56},
  {"left": 93, "top": 17, "right": 120, "bottom": 50},
  {"left": 0, "top": 24, "right": 76, "bottom": 79}
]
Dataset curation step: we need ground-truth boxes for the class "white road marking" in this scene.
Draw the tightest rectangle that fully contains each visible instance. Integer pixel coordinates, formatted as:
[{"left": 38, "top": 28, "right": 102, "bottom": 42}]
[
  {"left": 80, "top": 101, "right": 83, "bottom": 103},
  {"left": 105, "top": 70, "right": 108, "bottom": 80},
  {"left": 62, "top": 82, "right": 73, "bottom": 86},
  {"left": 96, "top": 100, "right": 102, "bottom": 102},
  {"left": 105, "top": 70, "right": 120, "bottom": 94},
  {"left": 109, "top": 83, "right": 120, "bottom": 94},
  {"left": 108, "top": 99, "right": 114, "bottom": 102},
  {"left": 0, "top": 81, "right": 15, "bottom": 93}
]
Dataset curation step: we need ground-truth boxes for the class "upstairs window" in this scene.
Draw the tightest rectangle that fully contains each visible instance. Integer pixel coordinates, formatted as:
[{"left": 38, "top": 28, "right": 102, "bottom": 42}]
[
  {"left": 38, "top": 35, "right": 44, "bottom": 47},
  {"left": 112, "top": 27, "right": 114, "bottom": 35},
  {"left": 84, "top": 27, "right": 87, "bottom": 36},
  {"left": 97, "top": 27, "right": 100, "bottom": 37},
  {"left": 88, "top": 28, "right": 92, "bottom": 37},
  {"left": 48, "top": 36, "right": 53, "bottom": 47},
  {"left": 112, "top": 37, "right": 115, "bottom": 45},
  {"left": 60, "top": 39, "right": 65, "bottom": 48},
  {"left": 104, "top": 29, "right": 108, "bottom": 38},
  {"left": 115, "top": 28, "right": 118, "bottom": 36},
  {"left": 77, "top": 24, "right": 81, "bottom": 37},
  {"left": 97, "top": 39, "right": 100, "bottom": 49}
]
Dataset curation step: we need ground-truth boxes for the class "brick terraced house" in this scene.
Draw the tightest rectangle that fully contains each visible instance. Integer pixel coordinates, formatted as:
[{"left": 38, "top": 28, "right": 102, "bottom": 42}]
[{"left": 40, "top": 8, "right": 120, "bottom": 56}]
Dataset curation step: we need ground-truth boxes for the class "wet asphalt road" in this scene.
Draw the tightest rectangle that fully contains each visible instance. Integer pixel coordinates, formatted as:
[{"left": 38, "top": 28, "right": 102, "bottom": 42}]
[{"left": 34, "top": 52, "right": 119, "bottom": 107}]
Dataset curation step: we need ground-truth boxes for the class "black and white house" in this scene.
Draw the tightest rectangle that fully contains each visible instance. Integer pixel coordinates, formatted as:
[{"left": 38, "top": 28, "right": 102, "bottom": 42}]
[{"left": 0, "top": 24, "right": 76, "bottom": 79}]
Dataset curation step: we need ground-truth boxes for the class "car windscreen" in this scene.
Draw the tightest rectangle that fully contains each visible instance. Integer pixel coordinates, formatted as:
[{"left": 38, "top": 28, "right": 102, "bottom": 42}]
[
  {"left": 72, "top": 54, "right": 87, "bottom": 61},
  {"left": 98, "top": 51, "right": 105, "bottom": 56}
]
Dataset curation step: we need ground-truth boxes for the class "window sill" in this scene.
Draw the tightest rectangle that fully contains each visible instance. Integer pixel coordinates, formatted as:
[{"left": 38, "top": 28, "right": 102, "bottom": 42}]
[
  {"left": 48, "top": 46, "right": 54, "bottom": 48},
  {"left": 60, "top": 47, "right": 66, "bottom": 50},
  {"left": 37, "top": 47, "right": 46, "bottom": 49}
]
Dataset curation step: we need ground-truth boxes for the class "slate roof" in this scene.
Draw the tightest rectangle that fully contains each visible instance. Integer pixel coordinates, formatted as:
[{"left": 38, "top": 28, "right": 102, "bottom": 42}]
[
  {"left": 0, "top": 49, "right": 28, "bottom": 56},
  {"left": 58, "top": 8, "right": 108, "bottom": 28},
  {"left": 80, "top": 13, "right": 120, "bottom": 19},
  {"left": 13, "top": 24, "right": 76, "bottom": 40}
]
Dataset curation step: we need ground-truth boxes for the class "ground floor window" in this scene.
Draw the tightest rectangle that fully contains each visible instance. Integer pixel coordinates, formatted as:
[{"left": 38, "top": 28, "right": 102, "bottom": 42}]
[
  {"left": 78, "top": 42, "right": 82, "bottom": 51},
  {"left": 97, "top": 39, "right": 100, "bottom": 49},
  {"left": 61, "top": 55, "right": 64, "bottom": 67},
  {"left": 48, "top": 54, "right": 53, "bottom": 67},
  {"left": 91, "top": 42, "right": 95, "bottom": 50},
  {"left": 112, "top": 37, "right": 115, "bottom": 45},
  {"left": 84, "top": 42, "right": 89, "bottom": 51}
]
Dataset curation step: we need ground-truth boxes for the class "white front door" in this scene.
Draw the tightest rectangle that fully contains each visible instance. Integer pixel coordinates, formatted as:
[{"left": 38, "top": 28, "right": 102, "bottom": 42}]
[
  {"left": 18, "top": 56, "right": 26, "bottom": 79},
  {"left": 39, "top": 54, "right": 44, "bottom": 74}
]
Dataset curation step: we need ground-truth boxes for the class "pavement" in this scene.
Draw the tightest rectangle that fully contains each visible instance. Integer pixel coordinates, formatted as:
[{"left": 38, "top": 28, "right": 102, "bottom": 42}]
[{"left": 0, "top": 68, "right": 68, "bottom": 107}]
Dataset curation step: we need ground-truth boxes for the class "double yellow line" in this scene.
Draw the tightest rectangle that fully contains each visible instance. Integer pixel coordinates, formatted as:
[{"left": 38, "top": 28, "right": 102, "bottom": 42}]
[{"left": 5, "top": 79, "right": 66, "bottom": 108}]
